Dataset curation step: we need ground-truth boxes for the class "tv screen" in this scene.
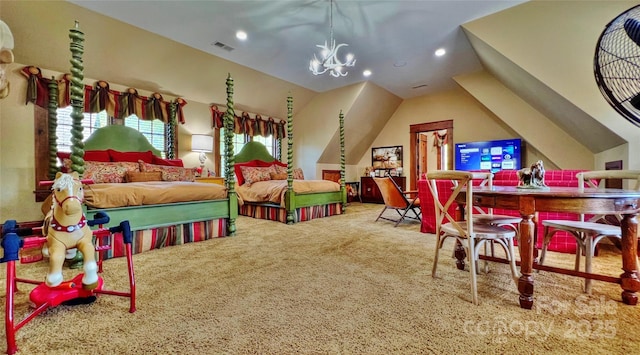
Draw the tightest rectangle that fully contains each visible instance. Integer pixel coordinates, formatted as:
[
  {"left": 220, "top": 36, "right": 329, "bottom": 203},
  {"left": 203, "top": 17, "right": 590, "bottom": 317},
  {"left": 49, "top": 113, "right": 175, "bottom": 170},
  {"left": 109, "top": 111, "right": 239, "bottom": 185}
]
[{"left": 455, "top": 138, "right": 522, "bottom": 172}]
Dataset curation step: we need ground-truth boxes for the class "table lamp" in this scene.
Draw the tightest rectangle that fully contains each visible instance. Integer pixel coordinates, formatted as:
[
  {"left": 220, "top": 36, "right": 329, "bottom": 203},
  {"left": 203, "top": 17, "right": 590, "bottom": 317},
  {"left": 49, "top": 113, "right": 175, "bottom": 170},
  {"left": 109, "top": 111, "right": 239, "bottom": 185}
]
[{"left": 191, "top": 134, "right": 213, "bottom": 175}]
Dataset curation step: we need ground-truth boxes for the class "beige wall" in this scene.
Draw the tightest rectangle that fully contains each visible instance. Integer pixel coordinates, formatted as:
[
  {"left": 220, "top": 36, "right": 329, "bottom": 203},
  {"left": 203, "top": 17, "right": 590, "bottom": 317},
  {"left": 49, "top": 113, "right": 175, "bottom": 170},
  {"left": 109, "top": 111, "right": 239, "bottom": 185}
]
[
  {"left": 462, "top": 0, "right": 640, "bottom": 170},
  {"left": 356, "top": 86, "right": 525, "bottom": 180}
]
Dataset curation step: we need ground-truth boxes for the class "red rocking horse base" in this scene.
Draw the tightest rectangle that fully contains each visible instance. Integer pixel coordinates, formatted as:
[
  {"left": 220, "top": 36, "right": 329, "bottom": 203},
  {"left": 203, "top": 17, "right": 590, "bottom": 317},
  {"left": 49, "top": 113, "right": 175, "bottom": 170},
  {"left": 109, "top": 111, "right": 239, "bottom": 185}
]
[
  {"left": 2, "top": 216, "right": 135, "bottom": 355},
  {"left": 29, "top": 274, "right": 104, "bottom": 308}
]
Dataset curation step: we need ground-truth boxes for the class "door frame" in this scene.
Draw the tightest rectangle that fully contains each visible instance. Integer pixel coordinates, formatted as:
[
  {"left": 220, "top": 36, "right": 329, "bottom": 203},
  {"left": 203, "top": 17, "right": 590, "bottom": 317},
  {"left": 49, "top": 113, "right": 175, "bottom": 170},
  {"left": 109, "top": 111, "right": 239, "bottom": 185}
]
[{"left": 409, "top": 120, "right": 453, "bottom": 190}]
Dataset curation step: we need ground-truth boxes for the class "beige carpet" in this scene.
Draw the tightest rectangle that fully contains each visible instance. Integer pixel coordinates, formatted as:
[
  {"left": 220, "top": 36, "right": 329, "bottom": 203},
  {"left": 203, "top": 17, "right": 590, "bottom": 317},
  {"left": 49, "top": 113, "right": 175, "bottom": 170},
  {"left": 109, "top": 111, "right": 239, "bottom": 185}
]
[{"left": 1, "top": 203, "right": 639, "bottom": 354}]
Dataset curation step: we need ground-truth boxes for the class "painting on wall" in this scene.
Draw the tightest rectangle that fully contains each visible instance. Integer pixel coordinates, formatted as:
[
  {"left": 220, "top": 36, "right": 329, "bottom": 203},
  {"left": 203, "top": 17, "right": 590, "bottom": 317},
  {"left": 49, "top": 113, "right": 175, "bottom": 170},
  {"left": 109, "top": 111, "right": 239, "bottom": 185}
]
[{"left": 371, "top": 145, "right": 403, "bottom": 170}]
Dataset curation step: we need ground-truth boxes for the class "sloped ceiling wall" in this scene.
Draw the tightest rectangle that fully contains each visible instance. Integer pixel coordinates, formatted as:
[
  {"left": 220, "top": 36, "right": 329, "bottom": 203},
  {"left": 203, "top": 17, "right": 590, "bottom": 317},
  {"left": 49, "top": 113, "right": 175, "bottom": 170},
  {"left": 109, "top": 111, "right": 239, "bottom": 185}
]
[
  {"left": 317, "top": 82, "right": 402, "bottom": 165},
  {"left": 460, "top": 0, "right": 640, "bottom": 168}
]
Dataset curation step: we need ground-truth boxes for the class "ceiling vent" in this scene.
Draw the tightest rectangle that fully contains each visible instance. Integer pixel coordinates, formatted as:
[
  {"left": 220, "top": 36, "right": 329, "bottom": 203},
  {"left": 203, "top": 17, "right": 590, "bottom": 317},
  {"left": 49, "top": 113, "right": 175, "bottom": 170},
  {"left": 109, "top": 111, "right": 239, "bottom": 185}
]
[
  {"left": 412, "top": 84, "right": 428, "bottom": 89},
  {"left": 212, "top": 41, "right": 235, "bottom": 52}
]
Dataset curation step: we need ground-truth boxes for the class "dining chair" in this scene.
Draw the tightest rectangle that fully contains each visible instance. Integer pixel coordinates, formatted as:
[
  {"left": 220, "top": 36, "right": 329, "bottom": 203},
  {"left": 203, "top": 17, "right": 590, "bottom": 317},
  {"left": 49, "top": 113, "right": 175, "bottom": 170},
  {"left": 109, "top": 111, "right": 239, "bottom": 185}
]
[
  {"left": 468, "top": 172, "right": 522, "bottom": 231},
  {"left": 427, "top": 170, "right": 519, "bottom": 305},
  {"left": 539, "top": 170, "right": 640, "bottom": 293},
  {"left": 373, "top": 177, "right": 421, "bottom": 227}
]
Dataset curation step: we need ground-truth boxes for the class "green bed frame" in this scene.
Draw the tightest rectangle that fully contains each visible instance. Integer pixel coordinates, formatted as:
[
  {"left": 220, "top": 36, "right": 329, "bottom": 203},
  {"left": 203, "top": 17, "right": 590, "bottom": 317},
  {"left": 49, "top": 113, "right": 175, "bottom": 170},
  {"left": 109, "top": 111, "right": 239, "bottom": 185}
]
[
  {"left": 235, "top": 107, "right": 346, "bottom": 224},
  {"left": 82, "top": 125, "right": 237, "bottom": 234}
]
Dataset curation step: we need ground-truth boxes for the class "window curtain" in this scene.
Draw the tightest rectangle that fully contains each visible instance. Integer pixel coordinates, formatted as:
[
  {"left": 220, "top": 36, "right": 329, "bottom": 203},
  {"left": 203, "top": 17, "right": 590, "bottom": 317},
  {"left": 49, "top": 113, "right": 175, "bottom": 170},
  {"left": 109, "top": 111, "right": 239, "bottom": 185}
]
[
  {"left": 210, "top": 105, "right": 286, "bottom": 139},
  {"left": 21, "top": 66, "right": 187, "bottom": 123},
  {"left": 433, "top": 129, "right": 448, "bottom": 147}
]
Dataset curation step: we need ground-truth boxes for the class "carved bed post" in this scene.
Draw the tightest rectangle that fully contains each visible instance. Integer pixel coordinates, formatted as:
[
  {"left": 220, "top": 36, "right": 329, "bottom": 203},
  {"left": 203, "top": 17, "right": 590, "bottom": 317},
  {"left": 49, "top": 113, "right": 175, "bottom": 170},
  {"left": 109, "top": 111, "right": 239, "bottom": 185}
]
[
  {"left": 167, "top": 102, "right": 177, "bottom": 159},
  {"left": 286, "top": 95, "right": 294, "bottom": 224},
  {"left": 339, "top": 109, "right": 346, "bottom": 213},
  {"left": 68, "top": 21, "right": 85, "bottom": 175},
  {"left": 224, "top": 73, "right": 237, "bottom": 235},
  {"left": 47, "top": 77, "right": 59, "bottom": 180}
]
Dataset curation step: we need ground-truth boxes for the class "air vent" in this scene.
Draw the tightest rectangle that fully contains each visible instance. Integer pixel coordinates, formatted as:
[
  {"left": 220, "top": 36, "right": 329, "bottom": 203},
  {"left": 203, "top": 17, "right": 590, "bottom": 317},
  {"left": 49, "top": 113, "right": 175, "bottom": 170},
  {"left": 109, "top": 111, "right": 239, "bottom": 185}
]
[
  {"left": 212, "top": 41, "right": 235, "bottom": 52},
  {"left": 412, "top": 84, "right": 428, "bottom": 89}
]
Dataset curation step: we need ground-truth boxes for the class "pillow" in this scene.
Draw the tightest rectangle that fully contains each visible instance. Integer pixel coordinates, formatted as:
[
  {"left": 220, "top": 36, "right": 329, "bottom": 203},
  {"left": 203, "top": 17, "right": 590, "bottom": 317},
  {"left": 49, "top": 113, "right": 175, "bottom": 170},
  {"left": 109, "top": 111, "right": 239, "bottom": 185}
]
[
  {"left": 234, "top": 160, "right": 273, "bottom": 186},
  {"left": 240, "top": 166, "right": 274, "bottom": 186},
  {"left": 152, "top": 156, "right": 184, "bottom": 167},
  {"left": 293, "top": 168, "right": 304, "bottom": 180},
  {"left": 57, "top": 150, "right": 111, "bottom": 172},
  {"left": 108, "top": 149, "right": 154, "bottom": 163},
  {"left": 84, "top": 150, "right": 111, "bottom": 162},
  {"left": 83, "top": 161, "right": 140, "bottom": 184},
  {"left": 57, "top": 152, "right": 72, "bottom": 173},
  {"left": 271, "top": 161, "right": 288, "bottom": 175},
  {"left": 269, "top": 172, "right": 288, "bottom": 180},
  {"left": 139, "top": 161, "right": 197, "bottom": 182},
  {"left": 125, "top": 171, "right": 163, "bottom": 183}
]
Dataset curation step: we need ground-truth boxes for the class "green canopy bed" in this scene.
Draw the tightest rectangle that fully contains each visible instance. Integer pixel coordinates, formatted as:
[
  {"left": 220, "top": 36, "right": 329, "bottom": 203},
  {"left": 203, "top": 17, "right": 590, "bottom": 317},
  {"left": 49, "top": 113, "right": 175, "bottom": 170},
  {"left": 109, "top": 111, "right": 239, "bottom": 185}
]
[
  {"left": 32, "top": 23, "right": 238, "bottom": 260},
  {"left": 233, "top": 97, "right": 347, "bottom": 224}
]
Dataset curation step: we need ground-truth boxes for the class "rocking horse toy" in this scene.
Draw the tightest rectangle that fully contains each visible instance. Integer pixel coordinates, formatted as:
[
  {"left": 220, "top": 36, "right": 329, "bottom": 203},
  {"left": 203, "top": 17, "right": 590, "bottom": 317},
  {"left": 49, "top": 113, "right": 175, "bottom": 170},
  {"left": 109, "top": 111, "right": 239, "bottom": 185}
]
[{"left": 1, "top": 172, "right": 137, "bottom": 355}]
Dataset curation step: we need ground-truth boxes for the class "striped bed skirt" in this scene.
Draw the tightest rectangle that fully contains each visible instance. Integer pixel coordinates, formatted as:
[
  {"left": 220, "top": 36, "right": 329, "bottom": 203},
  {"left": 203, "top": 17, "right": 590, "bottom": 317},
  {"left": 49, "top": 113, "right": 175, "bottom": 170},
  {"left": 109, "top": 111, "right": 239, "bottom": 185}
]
[
  {"left": 239, "top": 203, "right": 342, "bottom": 223},
  {"left": 95, "top": 218, "right": 227, "bottom": 260}
]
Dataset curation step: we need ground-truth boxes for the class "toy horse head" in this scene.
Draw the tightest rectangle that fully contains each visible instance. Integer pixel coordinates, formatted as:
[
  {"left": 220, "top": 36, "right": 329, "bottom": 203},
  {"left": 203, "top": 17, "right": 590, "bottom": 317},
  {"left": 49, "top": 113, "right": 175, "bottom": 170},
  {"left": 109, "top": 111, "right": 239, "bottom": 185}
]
[{"left": 51, "top": 171, "right": 84, "bottom": 216}]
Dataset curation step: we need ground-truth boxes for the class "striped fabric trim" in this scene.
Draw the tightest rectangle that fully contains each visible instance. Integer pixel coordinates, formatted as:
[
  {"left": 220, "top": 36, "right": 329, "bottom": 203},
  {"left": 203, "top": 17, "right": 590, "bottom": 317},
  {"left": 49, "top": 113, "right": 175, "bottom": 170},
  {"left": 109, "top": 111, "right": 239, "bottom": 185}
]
[
  {"left": 95, "top": 218, "right": 227, "bottom": 261},
  {"left": 239, "top": 203, "right": 342, "bottom": 224}
]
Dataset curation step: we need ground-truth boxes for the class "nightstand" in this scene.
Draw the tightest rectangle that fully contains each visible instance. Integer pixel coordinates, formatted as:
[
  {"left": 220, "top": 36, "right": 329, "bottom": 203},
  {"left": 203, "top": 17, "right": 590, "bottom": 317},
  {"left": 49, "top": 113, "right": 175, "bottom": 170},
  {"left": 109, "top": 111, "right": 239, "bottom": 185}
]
[{"left": 195, "top": 177, "right": 225, "bottom": 185}]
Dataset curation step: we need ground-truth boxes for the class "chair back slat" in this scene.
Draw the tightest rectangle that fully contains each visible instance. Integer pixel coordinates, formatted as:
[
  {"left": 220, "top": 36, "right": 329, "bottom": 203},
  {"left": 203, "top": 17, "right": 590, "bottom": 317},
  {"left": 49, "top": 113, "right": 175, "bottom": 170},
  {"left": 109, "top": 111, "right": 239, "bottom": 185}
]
[
  {"left": 427, "top": 171, "right": 474, "bottom": 236},
  {"left": 576, "top": 170, "right": 640, "bottom": 223}
]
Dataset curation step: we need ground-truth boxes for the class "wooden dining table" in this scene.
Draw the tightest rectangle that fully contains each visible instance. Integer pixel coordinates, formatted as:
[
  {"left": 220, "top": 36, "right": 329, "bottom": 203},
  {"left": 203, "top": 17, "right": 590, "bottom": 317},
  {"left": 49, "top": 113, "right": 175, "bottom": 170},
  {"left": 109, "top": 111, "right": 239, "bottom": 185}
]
[{"left": 457, "top": 185, "right": 640, "bottom": 309}]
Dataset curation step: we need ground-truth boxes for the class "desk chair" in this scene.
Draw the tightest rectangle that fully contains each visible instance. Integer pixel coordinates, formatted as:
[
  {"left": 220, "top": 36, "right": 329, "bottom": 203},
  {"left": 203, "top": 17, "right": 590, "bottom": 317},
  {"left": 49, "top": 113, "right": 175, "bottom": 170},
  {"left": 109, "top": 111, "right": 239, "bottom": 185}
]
[
  {"left": 427, "top": 171, "right": 519, "bottom": 305},
  {"left": 540, "top": 170, "right": 640, "bottom": 293},
  {"left": 373, "top": 177, "right": 421, "bottom": 227}
]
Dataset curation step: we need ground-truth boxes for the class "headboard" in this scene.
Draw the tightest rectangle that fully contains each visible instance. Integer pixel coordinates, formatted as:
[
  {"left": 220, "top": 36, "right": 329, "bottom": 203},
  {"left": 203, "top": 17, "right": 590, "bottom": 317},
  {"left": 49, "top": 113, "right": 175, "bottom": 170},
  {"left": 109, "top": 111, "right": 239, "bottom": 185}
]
[
  {"left": 234, "top": 141, "right": 275, "bottom": 163},
  {"left": 84, "top": 125, "right": 162, "bottom": 156}
]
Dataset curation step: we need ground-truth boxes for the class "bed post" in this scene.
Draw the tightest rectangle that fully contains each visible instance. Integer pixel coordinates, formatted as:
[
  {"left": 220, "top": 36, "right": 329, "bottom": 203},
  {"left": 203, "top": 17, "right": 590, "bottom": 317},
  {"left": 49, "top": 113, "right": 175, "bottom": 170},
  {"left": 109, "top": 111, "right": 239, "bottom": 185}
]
[
  {"left": 167, "top": 102, "right": 177, "bottom": 159},
  {"left": 224, "top": 74, "right": 237, "bottom": 235},
  {"left": 339, "top": 110, "right": 346, "bottom": 213},
  {"left": 286, "top": 95, "right": 295, "bottom": 224},
  {"left": 47, "top": 76, "right": 59, "bottom": 180},
  {"left": 68, "top": 21, "right": 86, "bottom": 175}
]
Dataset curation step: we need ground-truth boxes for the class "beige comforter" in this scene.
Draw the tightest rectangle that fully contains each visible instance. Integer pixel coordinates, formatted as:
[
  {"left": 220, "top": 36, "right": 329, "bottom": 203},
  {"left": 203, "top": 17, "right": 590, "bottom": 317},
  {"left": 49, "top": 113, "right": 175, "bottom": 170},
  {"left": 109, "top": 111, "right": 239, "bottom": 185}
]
[
  {"left": 84, "top": 181, "right": 228, "bottom": 208},
  {"left": 235, "top": 179, "right": 341, "bottom": 207}
]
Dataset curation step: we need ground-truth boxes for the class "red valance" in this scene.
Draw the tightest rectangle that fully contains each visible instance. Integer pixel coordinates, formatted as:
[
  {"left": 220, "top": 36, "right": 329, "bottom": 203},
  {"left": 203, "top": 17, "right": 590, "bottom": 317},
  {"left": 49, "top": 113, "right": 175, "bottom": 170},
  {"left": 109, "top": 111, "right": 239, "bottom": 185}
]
[
  {"left": 21, "top": 66, "right": 187, "bottom": 124},
  {"left": 210, "top": 105, "right": 286, "bottom": 139}
]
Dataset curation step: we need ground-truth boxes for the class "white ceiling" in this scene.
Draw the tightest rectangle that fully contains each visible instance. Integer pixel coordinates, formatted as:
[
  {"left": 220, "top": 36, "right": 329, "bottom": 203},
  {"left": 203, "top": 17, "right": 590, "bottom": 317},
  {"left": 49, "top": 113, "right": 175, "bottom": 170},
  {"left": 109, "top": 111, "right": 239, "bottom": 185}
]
[{"left": 68, "top": 0, "right": 527, "bottom": 99}]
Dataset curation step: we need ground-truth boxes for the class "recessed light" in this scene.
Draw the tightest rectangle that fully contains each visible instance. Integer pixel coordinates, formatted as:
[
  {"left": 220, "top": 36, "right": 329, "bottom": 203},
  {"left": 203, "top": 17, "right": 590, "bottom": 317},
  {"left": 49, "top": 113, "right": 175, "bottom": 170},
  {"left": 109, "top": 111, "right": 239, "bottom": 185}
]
[
  {"left": 435, "top": 48, "right": 446, "bottom": 57},
  {"left": 236, "top": 31, "right": 247, "bottom": 41},
  {"left": 363, "top": 70, "right": 372, "bottom": 77}
]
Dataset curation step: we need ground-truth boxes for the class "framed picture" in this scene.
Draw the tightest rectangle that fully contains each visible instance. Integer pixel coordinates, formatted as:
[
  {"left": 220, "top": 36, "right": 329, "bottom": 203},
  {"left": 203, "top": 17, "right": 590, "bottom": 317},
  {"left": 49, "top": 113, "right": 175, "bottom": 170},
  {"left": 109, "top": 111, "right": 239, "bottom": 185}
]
[{"left": 372, "top": 145, "right": 403, "bottom": 170}]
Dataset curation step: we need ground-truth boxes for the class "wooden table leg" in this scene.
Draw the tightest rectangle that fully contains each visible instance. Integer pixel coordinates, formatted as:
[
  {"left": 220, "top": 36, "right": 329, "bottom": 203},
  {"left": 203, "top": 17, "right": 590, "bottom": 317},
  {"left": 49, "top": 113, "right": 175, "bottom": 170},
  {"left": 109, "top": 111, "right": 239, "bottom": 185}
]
[
  {"left": 518, "top": 212, "right": 536, "bottom": 309},
  {"left": 620, "top": 213, "right": 640, "bottom": 305}
]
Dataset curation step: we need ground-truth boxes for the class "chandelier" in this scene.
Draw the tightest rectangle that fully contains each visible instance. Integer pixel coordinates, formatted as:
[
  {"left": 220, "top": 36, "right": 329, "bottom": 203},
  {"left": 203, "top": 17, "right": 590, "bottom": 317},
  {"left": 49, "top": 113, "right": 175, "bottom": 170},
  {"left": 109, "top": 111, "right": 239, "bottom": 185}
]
[{"left": 309, "top": 0, "right": 356, "bottom": 77}]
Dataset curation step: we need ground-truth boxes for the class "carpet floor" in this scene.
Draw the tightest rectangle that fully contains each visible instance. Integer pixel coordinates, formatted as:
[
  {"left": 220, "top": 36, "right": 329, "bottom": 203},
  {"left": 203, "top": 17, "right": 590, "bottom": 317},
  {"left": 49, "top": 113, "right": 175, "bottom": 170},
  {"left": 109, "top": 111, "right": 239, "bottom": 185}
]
[{"left": 1, "top": 203, "right": 639, "bottom": 354}]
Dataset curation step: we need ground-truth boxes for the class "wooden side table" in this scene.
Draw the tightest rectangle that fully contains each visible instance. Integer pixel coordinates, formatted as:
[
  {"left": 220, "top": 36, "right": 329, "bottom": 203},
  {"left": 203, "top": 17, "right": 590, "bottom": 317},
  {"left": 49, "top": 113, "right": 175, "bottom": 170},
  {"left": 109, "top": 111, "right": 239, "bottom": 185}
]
[{"left": 195, "top": 177, "right": 225, "bottom": 185}]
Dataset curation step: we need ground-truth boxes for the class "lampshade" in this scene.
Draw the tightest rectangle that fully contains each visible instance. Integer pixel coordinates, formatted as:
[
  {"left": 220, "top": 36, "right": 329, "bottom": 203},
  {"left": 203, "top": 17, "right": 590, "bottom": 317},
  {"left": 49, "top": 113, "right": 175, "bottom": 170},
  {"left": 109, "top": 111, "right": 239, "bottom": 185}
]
[{"left": 191, "top": 134, "right": 213, "bottom": 152}]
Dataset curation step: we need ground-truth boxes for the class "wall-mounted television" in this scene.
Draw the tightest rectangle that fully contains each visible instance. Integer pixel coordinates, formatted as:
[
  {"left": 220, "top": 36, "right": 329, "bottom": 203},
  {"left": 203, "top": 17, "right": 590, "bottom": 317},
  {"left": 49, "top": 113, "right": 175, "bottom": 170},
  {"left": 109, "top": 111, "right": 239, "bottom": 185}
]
[{"left": 455, "top": 138, "right": 522, "bottom": 172}]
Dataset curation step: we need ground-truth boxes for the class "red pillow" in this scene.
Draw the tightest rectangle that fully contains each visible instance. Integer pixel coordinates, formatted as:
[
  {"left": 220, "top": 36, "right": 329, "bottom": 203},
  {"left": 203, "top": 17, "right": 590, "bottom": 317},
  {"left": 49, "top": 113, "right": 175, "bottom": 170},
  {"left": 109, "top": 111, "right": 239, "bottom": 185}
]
[
  {"left": 234, "top": 160, "right": 272, "bottom": 186},
  {"left": 84, "top": 150, "right": 110, "bottom": 162},
  {"left": 108, "top": 149, "right": 154, "bottom": 163},
  {"left": 152, "top": 155, "right": 184, "bottom": 167}
]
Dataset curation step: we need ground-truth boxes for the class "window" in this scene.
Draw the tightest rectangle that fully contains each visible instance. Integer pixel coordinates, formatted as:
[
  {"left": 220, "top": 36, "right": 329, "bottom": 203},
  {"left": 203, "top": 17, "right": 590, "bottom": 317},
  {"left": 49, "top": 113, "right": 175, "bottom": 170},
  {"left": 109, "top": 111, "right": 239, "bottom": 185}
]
[
  {"left": 219, "top": 129, "right": 279, "bottom": 177},
  {"left": 55, "top": 107, "right": 166, "bottom": 155},
  {"left": 124, "top": 115, "right": 166, "bottom": 155},
  {"left": 55, "top": 107, "right": 108, "bottom": 152}
]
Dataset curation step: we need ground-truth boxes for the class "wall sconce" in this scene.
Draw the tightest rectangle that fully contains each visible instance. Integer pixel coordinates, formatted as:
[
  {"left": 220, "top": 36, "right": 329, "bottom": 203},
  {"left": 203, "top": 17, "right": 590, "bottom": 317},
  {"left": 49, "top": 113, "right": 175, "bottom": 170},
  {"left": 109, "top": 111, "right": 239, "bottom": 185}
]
[{"left": 191, "top": 134, "right": 213, "bottom": 174}]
